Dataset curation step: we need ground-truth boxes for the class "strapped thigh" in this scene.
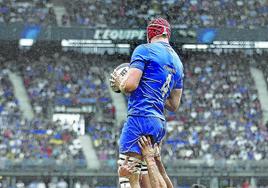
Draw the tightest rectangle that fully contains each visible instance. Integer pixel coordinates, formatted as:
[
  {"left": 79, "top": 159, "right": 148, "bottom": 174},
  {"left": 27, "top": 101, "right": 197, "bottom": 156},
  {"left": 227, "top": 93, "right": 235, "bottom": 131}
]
[
  {"left": 141, "top": 160, "right": 148, "bottom": 175},
  {"left": 118, "top": 154, "right": 142, "bottom": 188}
]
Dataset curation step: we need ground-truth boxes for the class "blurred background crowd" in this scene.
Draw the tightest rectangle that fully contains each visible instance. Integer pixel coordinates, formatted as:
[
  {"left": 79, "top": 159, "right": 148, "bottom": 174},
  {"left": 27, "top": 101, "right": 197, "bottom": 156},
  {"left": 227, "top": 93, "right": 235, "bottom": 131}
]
[
  {"left": 0, "top": 0, "right": 56, "bottom": 25},
  {"left": 64, "top": 0, "right": 268, "bottom": 28},
  {"left": 162, "top": 52, "right": 266, "bottom": 161},
  {"left": 0, "top": 0, "right": 267, "bottom": 28},
  {"left": 1, "top": 51, "right": 268, "bottom": 166}
]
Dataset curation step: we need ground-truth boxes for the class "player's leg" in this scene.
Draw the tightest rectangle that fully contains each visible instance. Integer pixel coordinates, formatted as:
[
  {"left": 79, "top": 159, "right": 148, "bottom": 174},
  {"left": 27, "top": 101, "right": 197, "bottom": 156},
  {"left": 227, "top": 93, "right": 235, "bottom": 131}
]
[
  {"left": 118, "top": 154, "right": 151, "bottom": 188},
  {"left": 118, "top": 116, "right": 144, "bottom": 188},
  {"left": 118, "top": 116, "right": 166, "bottom": 188},
  {"left": 118, "top": 153, "right": 142, "bottom": 188},
  {"left": 140, "top": 118, "right": 167, "bottom": 188}
]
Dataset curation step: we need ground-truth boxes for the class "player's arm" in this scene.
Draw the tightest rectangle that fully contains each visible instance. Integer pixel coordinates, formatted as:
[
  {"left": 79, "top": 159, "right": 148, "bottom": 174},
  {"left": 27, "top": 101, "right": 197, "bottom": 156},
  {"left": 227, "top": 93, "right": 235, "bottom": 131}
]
[
  {"left": 119, "top": 68, "right": 143, "bottom": 93},
  {"left": 165, "top": 69, "right": 183, "bottom": 112},
  {"left": 154, "top": 143, "right": 174, "bottom": 188},
  {"left": 119, "top": 44, "right": 148, "bottom": 93},
  {"left": 155, "top": 158, "right": 173, "bottom": 188},
  {"left": 138, "top": 136, "right": 167, "bottom": 188},
  {"left": 165, "top": 88, "right": 182, "bottom": 112}
]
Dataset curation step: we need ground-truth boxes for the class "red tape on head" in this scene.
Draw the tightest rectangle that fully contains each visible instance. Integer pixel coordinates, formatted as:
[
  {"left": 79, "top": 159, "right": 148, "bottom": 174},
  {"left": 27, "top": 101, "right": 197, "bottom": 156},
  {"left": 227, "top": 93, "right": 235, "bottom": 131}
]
[{"left": 147, "top": 18, "right": 171, "bottom": 43}]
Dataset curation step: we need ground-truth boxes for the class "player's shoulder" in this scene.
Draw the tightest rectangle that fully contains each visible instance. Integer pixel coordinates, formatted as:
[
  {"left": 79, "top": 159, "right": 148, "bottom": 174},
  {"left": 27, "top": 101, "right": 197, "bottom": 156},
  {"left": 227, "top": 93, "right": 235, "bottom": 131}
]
[
  {"left": 132, "top": 44, "right": 150, "bottom": 57},
  {"left": 135, "top": 42, "right": 161, "bottom": 50},
  {"left": 171, "top": 48, "right": 183, "bottom": 66},
  {"left": 134, "top": 42, "right": 168, "bottom": 51},
  {"left": 175, "top": 55, "right": 183, "bottom": 68},
  {"left": 175, "top": 58, "right": 184, "bottom": 78},
  {"left": 172, "top": 52, "right": 184, "bottom": 74},
  {"left": 134, "top": 43, "right": 150, "bottom": 51}
]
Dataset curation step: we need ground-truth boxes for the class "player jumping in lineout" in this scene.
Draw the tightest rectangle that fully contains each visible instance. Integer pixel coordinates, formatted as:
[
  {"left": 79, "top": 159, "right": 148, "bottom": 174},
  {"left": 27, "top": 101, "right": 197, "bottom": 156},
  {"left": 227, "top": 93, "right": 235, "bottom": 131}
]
[{"left": 110, "top": 17, "right": 184, "bottom": 188}]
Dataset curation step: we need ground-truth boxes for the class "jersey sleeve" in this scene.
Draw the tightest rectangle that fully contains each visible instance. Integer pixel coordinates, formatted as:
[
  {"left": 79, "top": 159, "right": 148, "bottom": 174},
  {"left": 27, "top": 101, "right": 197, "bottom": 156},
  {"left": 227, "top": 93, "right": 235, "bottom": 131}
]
[
  {"left": 174, "top": 69, "right": 184, "bottom": 89},
  {"left": 130, "top": 44, "right": 150, "bottom": 72}
]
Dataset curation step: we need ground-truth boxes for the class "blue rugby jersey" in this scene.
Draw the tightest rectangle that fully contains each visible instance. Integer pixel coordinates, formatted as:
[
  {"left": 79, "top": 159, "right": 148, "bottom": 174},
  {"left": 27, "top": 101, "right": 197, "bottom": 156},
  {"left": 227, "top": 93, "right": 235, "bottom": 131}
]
[{"left": 128, "top": 41, "right": 184, "bottom": 120}]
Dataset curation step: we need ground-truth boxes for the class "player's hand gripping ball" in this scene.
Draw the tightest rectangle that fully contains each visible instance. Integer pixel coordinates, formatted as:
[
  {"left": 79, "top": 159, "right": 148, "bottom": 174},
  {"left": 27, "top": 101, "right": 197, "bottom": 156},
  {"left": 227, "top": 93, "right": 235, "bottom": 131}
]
[{"left": 110, "top": 63, "right": 129, "bottom": 93}]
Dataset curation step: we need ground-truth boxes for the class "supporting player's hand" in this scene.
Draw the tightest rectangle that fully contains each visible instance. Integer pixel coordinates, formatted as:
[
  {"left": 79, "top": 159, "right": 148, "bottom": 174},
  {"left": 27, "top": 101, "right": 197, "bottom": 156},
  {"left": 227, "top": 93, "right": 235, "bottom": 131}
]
[
  {"left": 138, "top": 136, "right": 155, "bottom": 159},
  {"left": 118, "top": 156, "right": 138, "bottom": 178},
  {"left": 154, "top": 142, "right": 162, "bottom": 160}
]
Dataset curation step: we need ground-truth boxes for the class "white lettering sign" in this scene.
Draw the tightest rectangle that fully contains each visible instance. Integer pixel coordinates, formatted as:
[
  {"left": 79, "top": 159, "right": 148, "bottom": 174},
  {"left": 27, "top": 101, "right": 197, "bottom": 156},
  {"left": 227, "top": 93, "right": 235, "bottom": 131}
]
[{"left": 94, "top": 29, "right": 145, "bottom": 40}]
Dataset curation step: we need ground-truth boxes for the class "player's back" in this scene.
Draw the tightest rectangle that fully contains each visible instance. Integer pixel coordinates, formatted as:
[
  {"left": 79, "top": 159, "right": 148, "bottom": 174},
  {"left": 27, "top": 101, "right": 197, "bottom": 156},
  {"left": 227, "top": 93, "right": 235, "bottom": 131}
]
[{"left": 128, "top": 41, "right": 184, "bottom": 120}]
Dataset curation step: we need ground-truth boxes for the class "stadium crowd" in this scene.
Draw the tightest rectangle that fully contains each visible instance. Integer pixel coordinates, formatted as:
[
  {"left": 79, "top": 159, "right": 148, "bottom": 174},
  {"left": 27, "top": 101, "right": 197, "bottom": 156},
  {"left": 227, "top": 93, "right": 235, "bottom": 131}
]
[
  {"left": 0, "top": 118, "right": 85, "bottom": 170},
  {"left": 64, "top": 0, "right": 268, "bottom": 28},
  {"left": 0, "top": 0, "right": 267, "bottom": 28},
  {"left": 1, "top": 51, "right": 268, "bottom": 171},
  {"left": 162, "top": 52, "right": 267, "bottom": 162},
  {"left": 0, "top": 54, "right": 86, "bottom": 170},
  {"left": 0, "top": 0, "right": 56, "bottom": 25},
  {"left": 20, "top": 52, "right": 114, "bottom": 118},
  {"left": 0, "top": 63, "right": 21, "bottom": 124},
  {"left": 0, "top": 52, "right": 119, "bottom": 169},
  {"left": 87, "top": 119, "right": 118, "bottom": 168}
]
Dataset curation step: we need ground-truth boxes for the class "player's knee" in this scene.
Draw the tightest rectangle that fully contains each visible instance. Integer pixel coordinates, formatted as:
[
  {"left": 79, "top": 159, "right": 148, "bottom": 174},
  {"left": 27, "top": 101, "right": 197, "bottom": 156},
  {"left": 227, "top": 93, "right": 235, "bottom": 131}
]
[
  {"left": 118, "top": 154, "right": 143, "bottom": 188},
  {"left": 118, "top": 154, "right": 142, "bottom": 175},
  {"left": 119, "top": 177, "right": 131, "bottom": 188},
  {"left": 125, "top": 152, "right": 143, "bottom": 160},
  {"left": 141, "top": 161, "right": 148, "bottom": 175}
]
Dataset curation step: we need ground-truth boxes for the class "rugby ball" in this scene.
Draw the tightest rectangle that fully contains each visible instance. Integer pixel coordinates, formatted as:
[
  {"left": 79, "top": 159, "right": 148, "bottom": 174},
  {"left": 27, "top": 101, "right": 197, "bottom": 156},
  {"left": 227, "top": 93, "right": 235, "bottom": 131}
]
[{"left": 110, "top": 63, "right": 129, "bottom": 93}]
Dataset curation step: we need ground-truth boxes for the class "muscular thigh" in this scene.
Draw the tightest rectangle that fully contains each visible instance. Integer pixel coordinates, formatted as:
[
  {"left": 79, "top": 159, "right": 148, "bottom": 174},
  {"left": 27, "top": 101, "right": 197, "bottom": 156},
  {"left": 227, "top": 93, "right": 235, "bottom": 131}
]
[{"left": 119, "top": 116, "right": 166, "bottom": 155}]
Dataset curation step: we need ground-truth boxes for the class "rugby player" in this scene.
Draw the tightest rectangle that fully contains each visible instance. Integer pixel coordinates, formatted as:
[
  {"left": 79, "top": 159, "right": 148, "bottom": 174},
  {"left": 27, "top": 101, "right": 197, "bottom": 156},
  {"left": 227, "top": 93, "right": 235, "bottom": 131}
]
[
  {"left": 111, "top": 17, "right": 184, "bottom": 188},
  {"left": 119, "top": 136, "right": 173, "bottom": 188}
]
